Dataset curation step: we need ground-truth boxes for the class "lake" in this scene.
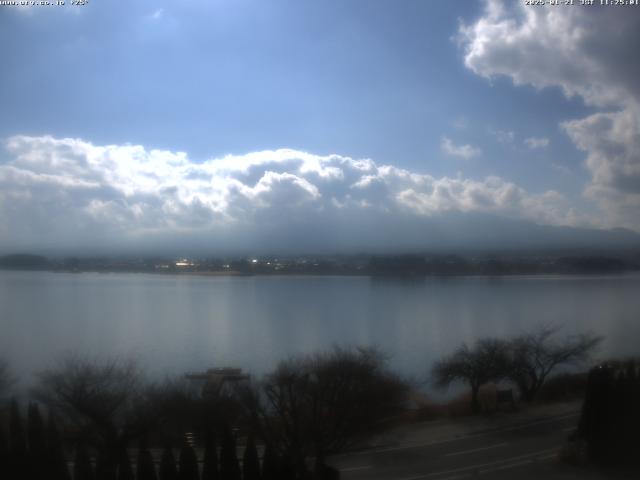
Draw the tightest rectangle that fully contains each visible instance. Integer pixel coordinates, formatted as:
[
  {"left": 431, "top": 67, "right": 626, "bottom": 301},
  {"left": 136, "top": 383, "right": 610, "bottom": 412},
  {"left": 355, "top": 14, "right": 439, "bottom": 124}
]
[{"left": 1, "top": 270, "right": 639, "bottom": 389}]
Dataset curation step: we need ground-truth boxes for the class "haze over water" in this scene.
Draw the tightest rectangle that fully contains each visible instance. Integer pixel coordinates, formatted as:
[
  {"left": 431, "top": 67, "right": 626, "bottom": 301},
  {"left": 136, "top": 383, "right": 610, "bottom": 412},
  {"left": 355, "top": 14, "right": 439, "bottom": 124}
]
[{"left": 3, "top": 270, "right": 639, "bottom": 388}]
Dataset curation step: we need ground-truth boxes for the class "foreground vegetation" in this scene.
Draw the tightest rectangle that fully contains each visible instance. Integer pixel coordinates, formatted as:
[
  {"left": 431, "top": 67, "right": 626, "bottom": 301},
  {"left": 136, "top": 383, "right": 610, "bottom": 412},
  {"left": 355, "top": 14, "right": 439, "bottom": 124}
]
[
  {"left": 0, "top": 348, "right": 407, "bottom": 480},
  {"left": 431, "top": 327, "right": 602, "bottom": 413},
  {"left": 0, "top": 328, "right": 635, "bottom": 479},
  {"left": 573, "top": 359, "right": 640, "bottom": 466}
]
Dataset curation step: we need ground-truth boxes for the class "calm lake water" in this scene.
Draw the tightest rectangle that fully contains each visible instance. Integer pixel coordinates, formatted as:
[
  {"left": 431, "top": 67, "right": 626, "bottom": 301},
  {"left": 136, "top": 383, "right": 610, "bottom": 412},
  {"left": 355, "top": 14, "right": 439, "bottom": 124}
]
[{"left": 1, "top": 270, "right": 639, "bottom": 387}]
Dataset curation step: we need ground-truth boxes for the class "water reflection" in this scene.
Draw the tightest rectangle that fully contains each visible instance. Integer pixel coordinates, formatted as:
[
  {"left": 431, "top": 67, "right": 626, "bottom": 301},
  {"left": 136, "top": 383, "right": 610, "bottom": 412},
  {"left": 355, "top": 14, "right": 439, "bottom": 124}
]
[{"left": 1, "top": 271, "right": 639, "bottom": 387}]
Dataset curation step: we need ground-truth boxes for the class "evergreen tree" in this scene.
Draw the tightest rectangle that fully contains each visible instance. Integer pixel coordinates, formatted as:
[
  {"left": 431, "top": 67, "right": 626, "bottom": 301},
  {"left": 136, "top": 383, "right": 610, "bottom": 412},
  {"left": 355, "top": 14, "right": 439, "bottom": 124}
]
[
  {"left": 260, "top": 444, "right": 279, "bottom": 480},
  {"left": 633, "top": 361, "right": 640, "bottom": 459},
  {"left": 95, "top": 448, "right": 118, "bottom": 480},
  {"left": 613, "top": 370, "right": 631, "bottom": 460},
  {"left": 579, "top": 366, "right": 614, "bottom": 462},
  {"left": 619, "top": 361, "right": 640, "bottom": 462},
  {"left": 9, "top": 399, "right": 28, "bottom": 480},
  {"left": 242, "top": 435, "right": 260, "bottom": 480},
  {"left": 279, "top": 451, "right": 295, "bottom": 480},
  {"left": 623, "top": 362, "right": 637, "bottom": 452},
  {"left": 0, "top": 425, "right": 9, "bottom": 479},
  {"left": 136, "top": 438, "right": 157, "bottom": 480},
  {"left": 576, "top": 361, "right": 640, "bottom": 465},
  {"left": 201, "top": 430, "right": 219, "bottom": 480},
  {"left": 219, "top": 425, "right": 240, "bottom": 480},
  {"left": 631, "top": 361, "right": 640, "bottom": 459},
  {"left": 28, "top": 403, "right": 47, "bottom": 479},
  {"left": 117, "top": 447, "right": 135, "bottom": 480},
  {"left": 178, "top": 442, "right": 199, "bottom": 480},
  {"left": 159, "top": 446, "right": 178, "bottom": 480},
  {"left": 46, "top": 411, "right": 71, "bottom": 480},
  {"left": 74, "top": 442, "right": 95, "bottom": 480}
]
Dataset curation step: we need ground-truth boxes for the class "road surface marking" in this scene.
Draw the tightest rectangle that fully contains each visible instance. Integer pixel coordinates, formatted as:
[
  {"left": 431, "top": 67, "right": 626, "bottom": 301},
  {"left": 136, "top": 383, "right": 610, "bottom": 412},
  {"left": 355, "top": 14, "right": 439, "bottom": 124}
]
[
  {"left": 340, "top": 465, "right": 372, "bottom": 472},
  {"left": 478, "top": 452, "right": 556, "bottom": 475},
  {"left": 346, "top": 412, "right": 578, "bottom": 456},
  {"left": 406, "top": 453, "right": 558, "bottom": 480},
  {"left": 444, "top": 442, "right": 508, "bottom": 457},
  {"left": 397, "top": 447, "right": 558, "bottom": 480}
]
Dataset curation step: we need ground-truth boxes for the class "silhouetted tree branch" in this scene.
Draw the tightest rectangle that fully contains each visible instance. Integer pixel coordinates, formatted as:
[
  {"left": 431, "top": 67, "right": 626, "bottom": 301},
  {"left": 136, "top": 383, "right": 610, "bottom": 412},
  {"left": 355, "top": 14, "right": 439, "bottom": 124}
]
[
  {"left": 32, "top": 355, "right": 163, "bottom": 474},
  {"left": 432, "top": 339, "right": 510, "bottom": 414},
  {"left": 239, "top": 346, "right": 408, "bottom": 477},
  {"left": 507, "top": 326, "right": 602, "bottom": 402}
]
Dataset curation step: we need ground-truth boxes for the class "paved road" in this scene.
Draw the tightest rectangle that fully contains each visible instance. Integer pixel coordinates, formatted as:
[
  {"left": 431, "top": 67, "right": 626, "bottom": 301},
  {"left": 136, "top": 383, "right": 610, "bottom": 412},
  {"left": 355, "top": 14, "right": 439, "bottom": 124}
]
[{"left": 329, "top": 412, "right": 586, "bottom": 480}]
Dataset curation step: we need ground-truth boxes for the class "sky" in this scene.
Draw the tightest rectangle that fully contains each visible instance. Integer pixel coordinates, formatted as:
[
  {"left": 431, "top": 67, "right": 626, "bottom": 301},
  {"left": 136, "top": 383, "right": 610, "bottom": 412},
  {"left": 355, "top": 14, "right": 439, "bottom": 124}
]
[{"left": 0, "top": 0, "right": 639, "bottom": 254}]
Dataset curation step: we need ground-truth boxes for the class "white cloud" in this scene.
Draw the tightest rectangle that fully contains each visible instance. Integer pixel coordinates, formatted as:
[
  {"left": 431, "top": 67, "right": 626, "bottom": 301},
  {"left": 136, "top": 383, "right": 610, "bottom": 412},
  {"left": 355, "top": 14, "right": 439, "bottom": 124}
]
[
  {"left": 524, "top": 137, "right": 550, "bottom": 149},
  {"left": 460, "top": 0, "right": 640, "bottom": 229},
  {"left": 489, "top": 129, "right": 514, "bottom": 144},
  {"left": 563, "top": 107, "right": 640, "bottom": 227},
  {"left": 0, "top": 135, "right": 586, "bottom": 251},
  {"left": 459, "top": 0, "right": 638, "bottom": 108},
  {"left": 441, "top": 137, "right": 481, "bottom": 159},
  {"left": 150, "top": 8, "right": 164, "bottom": 20}
]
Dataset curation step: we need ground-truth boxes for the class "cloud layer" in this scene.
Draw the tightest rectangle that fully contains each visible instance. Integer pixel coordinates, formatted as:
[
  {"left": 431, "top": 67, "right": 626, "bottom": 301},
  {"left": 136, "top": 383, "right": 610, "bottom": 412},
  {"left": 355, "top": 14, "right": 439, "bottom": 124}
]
[
  {"left": 524, "top": 137, "right": 549, "bottom": 150},
  {"left": 460, "top": 0, "right": 640, "bottom": 229},
  {"left": 441, "top": 137, "right": 481, "bottom": 159},
  {"left": 0, "top": 135, "right": 583, "bottom": 253}
]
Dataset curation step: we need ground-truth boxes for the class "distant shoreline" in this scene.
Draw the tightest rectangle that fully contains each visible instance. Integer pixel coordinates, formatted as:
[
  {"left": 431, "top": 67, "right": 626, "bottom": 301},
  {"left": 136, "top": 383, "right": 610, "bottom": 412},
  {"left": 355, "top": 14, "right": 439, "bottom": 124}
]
[
  {"left": 1, "top": 267, "right": 639, "bottom": 279},
  {"left": 1, "top": 252, "right": 639, "bottom": 277}
]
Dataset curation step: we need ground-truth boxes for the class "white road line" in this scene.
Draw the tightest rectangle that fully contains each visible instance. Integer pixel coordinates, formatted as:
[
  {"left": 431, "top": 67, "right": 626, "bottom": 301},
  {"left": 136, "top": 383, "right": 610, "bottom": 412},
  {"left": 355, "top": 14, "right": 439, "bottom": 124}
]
[
  {"left": 434, "top": 454, "right": 557, "bottom": 480},
  {"left": 444, "top": 442, "right": 508, "bottom": 457},
  {"left": 478, "top": 453, "right": 556, "bottom": 474},
  {"left": 340, "top": 465, "right": 372, "bottom": 472},
  {"left": 397, "top": 447, "right": 558, "bottom": 480},
  {"left": 346, "top": 412, "right": 578, "bottom": 456}
]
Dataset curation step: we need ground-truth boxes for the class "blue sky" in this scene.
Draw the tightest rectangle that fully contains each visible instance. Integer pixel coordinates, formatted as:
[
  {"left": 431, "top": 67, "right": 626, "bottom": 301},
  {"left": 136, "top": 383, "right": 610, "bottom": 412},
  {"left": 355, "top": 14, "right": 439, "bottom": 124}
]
[{"left": 1, "top": 1, "right": 639, "bottom": 252}]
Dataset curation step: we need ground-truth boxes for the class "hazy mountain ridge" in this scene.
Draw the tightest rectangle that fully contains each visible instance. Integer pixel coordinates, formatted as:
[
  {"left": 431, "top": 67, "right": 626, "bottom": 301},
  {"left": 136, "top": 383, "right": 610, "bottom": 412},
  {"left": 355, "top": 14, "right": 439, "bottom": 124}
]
[{"left": 2, "top": 212, "right": 639, "bottom": 276}]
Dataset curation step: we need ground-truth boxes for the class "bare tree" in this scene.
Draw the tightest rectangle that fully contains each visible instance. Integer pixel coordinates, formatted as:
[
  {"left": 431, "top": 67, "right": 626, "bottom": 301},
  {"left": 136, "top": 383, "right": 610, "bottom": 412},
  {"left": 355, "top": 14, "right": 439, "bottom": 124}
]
[
  {"left": 34, "top": 355, "right": 141, "bottom": 428},
  {"left": 143, "top": 376, "right": 202, "bottom": 443},
  {"left": 239, "top": 347, "right": 408, "bottom": 477},
  {"left": 32, "top": 355, "right": 159, "bottom": 476},
  {"left": 432, "top": 339, "right": 510, "bottom": 414},
  {"left": 507, "top": 326, "right": 602, "bottom": 403}
]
